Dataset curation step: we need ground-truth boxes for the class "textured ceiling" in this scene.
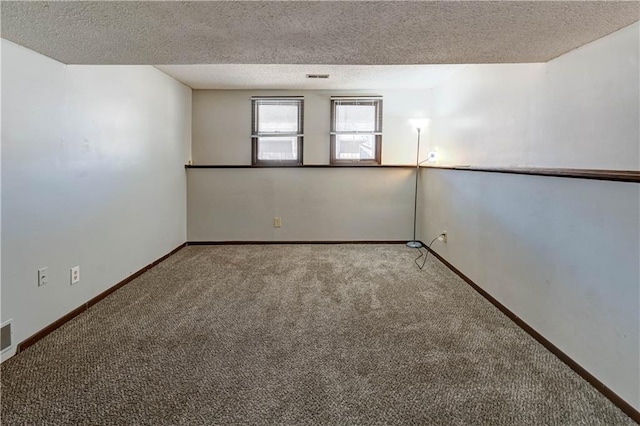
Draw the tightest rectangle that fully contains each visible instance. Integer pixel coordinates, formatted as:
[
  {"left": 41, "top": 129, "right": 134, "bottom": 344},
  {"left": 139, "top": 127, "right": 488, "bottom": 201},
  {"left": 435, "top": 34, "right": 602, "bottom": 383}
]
[
  {"left": 155, "top": 64, "right": 466, "bottom": 89},
  {"left": 1, "top": 1, "right": 639, "bottom": 65}
]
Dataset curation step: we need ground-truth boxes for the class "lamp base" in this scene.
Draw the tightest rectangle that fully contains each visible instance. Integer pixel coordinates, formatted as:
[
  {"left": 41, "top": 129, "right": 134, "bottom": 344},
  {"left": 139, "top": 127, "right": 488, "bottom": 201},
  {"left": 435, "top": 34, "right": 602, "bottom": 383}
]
[{"left": 406, "top": 241, "right": 423, "bottom": 248}]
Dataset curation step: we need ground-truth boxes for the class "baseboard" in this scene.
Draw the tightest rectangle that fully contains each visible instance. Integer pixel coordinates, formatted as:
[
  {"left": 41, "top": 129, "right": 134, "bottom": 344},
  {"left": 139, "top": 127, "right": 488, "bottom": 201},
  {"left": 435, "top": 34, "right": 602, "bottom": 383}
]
[
  {"left": 424, "top": 245, "right": 640, "bottom": 423},
  {"left": 187, "top": 240, "right": 409, "bottom": 245},
  {"left": 17, "top": 243, "right": 186, "bottom": 354}
]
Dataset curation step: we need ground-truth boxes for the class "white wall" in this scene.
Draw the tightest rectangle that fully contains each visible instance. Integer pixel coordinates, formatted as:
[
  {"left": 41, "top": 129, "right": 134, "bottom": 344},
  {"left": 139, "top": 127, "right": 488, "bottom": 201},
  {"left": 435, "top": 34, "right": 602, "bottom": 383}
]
[
  {"left": 1, "top": 40, "right": 192, "bottom": 361},
  {"left": 419, "top": 22, "right": 640, "bottom": 410},
  {"left": 427, "top": 22, "right": 639, "bottom": 170},
  {"left": 192, "top": 89, "right": 430, "bottom": 165},
  {"left": 188, "top": 168, "right": 415, "bottom": 242},
  {"left": 188, "top": 89, "right": 427, "bottom": 241}
]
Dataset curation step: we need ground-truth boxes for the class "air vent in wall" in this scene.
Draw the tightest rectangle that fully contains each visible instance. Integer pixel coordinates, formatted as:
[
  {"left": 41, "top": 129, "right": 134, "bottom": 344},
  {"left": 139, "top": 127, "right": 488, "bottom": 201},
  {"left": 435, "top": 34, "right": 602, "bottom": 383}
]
[
  {"left": 306, "top": 74, "right": 330, "bottom": 79},
  {"left": 1, "top": 320, "right": 13, "bottom": 354}
]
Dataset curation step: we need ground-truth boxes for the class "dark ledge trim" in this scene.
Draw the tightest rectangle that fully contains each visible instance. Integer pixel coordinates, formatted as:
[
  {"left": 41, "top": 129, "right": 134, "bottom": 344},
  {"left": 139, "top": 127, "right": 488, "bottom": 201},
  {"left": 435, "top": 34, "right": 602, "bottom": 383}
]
[
  {"left": 16, "top": 243, "right": 187, "bottom": 354},
  {"left": 423, "top": 244, "right": 640, "bottom": 423},
  {"left": 423, "top": 165, "right": 640, "bottom": 183},
  {"left": 185, "top": 164, "right": 415, "bottom": 169}
]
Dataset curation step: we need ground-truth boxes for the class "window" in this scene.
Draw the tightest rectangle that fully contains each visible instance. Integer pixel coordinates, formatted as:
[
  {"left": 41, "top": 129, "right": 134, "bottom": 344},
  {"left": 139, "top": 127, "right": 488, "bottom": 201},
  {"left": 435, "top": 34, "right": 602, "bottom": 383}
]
[
  {"left": 251, "top": 97, "right": 303, "bottom": 166},
  {"left": 330, "top": 97, "right": 382, "bottom": 165}
]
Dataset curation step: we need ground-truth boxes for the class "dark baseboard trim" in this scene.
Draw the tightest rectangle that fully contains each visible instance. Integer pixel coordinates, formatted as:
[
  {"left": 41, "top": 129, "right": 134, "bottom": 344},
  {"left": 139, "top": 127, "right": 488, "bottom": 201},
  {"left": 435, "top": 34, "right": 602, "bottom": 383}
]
[
  {"left": 16, "top": 305, "right": 88, "bottom": 354},
  {"left": 17, "top": 243, "right": 187, "bottom": 354},
  {"left": 423, "top": 165, "right": 640, "bottom": 183},
  {"left": 423, "top": 244, "right": 640, "bottom": 423},
  {"left": 187, "top": 240, "right": 408, "bottom": 245}
]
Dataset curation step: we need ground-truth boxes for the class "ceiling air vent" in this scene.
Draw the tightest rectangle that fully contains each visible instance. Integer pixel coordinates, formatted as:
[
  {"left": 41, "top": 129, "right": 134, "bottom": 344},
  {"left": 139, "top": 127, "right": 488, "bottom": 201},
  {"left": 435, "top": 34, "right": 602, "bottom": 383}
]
[{"left": 306, "top": 74, "right": 330, "bottom": 79}]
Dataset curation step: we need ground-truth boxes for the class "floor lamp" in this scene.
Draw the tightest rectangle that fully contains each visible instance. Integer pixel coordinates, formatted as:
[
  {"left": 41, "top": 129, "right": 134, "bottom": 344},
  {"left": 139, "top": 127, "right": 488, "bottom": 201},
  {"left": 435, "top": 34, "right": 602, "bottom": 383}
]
[{"left": 407, "top": 119, "right": 429, "bottom": 248}]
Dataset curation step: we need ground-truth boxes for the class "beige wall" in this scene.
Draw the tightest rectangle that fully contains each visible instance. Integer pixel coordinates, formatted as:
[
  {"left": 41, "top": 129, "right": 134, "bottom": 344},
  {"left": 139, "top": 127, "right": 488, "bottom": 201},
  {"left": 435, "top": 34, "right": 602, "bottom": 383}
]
[
  {"left": 192, "top": 89, "right": 431, "bottom": 165},
  {"left": 188, "top": 168, "right": 415, "bottom": 242},
  {"left": 1, "top": 40, "right": 192, "bottom": 361},
  {"left": 419, "top": 22, "right": 640, "bottom": 410},
  {"left": 188, "top": 89, "right": 429, "bottom": 242},
  {"left": 426, "top": 23, "right": 639, "bottom": 170}
]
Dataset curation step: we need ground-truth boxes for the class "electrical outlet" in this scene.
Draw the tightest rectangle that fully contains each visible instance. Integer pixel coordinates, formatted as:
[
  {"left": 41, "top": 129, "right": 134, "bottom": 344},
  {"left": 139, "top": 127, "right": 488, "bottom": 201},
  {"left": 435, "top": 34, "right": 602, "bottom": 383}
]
[
  {"left": 70, "top": 266, "right": 80, "bottom": 285},
  {"left": 274, "top": 217, "right": 282, "bottom": 228},
  {"left": 439, "top": 231, "right": 448, "bottom": 243},
  {"left": 37, "top": 267, "right": 48, "bottom": 287}
]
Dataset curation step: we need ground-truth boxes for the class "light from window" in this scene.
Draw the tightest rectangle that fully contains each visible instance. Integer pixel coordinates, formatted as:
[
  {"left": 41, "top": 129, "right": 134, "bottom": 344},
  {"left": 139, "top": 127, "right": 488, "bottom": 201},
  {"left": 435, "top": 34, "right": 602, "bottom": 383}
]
[
  {"left": 331, "top": 97, "right": 382, "bottom": 165},
  {"left": 252, "top": 97, "right": 303, "bottom": 166}
]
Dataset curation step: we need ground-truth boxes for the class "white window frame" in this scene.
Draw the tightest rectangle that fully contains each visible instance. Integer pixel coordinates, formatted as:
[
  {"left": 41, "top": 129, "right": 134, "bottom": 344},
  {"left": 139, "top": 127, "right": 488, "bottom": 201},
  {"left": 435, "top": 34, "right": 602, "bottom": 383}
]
[
  {"left": 251, "top": 97, "right": 304, "bottom": 166},
  {"left": 330, "top": 97, "right": 383, "bottom": 165}
]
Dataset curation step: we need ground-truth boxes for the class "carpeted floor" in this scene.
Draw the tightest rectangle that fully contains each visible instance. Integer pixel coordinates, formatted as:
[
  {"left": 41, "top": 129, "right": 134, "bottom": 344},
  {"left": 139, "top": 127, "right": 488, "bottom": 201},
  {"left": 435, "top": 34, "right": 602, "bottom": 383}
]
[{"left": 0, "top": 244, "right": 634, "bottom": 425}]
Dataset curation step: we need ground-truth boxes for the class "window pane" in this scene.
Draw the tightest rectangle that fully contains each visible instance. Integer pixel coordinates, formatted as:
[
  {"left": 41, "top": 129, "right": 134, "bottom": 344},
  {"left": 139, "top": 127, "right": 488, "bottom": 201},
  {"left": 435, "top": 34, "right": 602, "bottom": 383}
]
[
  {"left": 335, "top": 104, "right": 376, "bottom": 132},
  {"left": 335, "top": 134, "right": 375, "bottom": 160},
  {"left": 257, "top": 136, "right": 298, "bottom": 161},
  {"left": 258, "top": 104, "right": 299, "bottom": 133}
]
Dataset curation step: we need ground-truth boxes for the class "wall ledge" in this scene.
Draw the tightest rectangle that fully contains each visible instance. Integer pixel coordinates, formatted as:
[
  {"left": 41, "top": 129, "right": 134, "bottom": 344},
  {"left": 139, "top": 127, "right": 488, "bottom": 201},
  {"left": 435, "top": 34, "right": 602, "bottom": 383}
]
[{"left": 423, "top": 165, "right": 640, "bottom": 183}]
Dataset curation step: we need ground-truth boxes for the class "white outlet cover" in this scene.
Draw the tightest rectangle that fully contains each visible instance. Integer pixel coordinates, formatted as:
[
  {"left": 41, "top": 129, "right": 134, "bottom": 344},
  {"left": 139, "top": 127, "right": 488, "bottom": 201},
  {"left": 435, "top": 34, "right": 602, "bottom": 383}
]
[
  {"left": 70, "top": 266, "right": 80, "bottom": 285},
  {"left": 37, "top": 267, "right": 48, "bottom": 287}
]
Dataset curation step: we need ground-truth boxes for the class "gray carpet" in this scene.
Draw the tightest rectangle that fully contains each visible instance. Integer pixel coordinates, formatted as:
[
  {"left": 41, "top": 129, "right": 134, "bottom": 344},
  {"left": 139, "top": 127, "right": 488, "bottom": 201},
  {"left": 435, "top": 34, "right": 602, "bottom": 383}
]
[{"left": 1, "top": 245, "right": 634, "bottom": 425}]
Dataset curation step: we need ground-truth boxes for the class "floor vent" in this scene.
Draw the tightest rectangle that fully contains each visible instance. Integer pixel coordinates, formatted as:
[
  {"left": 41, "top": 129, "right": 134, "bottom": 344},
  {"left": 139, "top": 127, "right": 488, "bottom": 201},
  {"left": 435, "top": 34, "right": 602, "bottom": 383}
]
[{"left": 1, "top": 320, "right": 13, "bottom": 354}]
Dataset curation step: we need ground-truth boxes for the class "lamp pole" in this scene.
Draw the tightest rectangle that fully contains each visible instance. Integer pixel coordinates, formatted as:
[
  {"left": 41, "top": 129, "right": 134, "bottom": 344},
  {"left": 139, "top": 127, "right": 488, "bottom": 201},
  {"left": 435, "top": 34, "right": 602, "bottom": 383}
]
[{"left": 407, "top": 127, "right": 423, "bottom": 248}]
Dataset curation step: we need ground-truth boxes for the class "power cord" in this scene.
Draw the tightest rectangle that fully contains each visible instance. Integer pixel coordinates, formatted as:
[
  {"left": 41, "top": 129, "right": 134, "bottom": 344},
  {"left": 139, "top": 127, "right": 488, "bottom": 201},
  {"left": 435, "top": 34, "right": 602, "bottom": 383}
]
[{"left": 413, "top": 233, "right": 446, "bottom": 270}]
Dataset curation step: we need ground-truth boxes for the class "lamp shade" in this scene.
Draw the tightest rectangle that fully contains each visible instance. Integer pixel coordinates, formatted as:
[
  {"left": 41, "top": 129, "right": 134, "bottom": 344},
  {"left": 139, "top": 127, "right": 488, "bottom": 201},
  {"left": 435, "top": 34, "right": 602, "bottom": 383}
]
[{"left": 409, "top": 118, "right": 429, "bottom": 130}]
